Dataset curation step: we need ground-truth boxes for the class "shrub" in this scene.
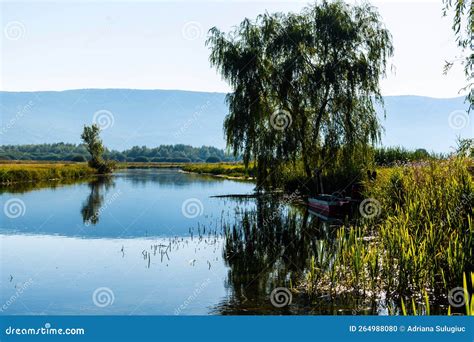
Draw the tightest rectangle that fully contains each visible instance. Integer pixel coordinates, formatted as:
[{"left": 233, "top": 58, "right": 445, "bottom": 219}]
[
  {"left": 71, "top": 155, "right": 87, "bottom": 162},
  {"left": 206, "top": 156, "right": 221, "bottom": 163}
]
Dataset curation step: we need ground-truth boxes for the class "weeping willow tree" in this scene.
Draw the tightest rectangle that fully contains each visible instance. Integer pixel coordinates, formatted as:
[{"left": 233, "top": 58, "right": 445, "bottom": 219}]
[
  {"left": 207, "top": 0, "right": 393, "bottom": 189},
  {"left": 442, "top": 0, "right": 473, "bottom": 109}
]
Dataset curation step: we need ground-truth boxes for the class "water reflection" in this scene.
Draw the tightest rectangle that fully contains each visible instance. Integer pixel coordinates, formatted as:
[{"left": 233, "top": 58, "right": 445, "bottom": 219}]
[
  {"left": 114, "top": 168, "right": 248, "bottom": 188},
  {"left": 0, "top": 177, "right": 94, "bottom": 195},
  {"left": 214, "top": 196, "right": 383, "bottom": 315},
  {"left": 0, "top": 170, "right": 395, "bottom": 315},
  {"left": 81, "top": 176, "right": 116, "bottom": 226},
  {"left": 0, "top": 169, "right": 255, "bottom": 238}
]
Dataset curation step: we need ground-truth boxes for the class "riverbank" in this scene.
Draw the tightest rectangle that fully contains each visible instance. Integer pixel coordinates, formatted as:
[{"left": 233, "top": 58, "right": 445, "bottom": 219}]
[
  {"left": 181, "top": 163, "right": 255, "bottom": 180},
  {"left": 0, "top": 161, "right": 251, "bottom": 184},
  {"left": 298, "top": 157, "right": 473, "bottom": 314},
  {"left": 116, "top": 162, "right": 184, "bottom": 169},
  {"left": 0, "top": 162, "right": 95, "bottom": 184}
]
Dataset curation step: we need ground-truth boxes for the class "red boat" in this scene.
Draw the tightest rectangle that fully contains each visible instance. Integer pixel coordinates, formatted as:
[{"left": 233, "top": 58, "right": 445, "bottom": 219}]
[{"left": 308, "top": 195, "right": 350, "bottom": 217}]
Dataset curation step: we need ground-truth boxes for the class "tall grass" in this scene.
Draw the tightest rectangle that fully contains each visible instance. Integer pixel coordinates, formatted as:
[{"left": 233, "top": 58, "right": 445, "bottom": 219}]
[
  {"left": 0, "top": 162, "right": 95, "bottom": 184},
  {"left": 182, "top": 162, "right": 255, "bottom": 179},
  {"left": 374, "top": 146, "right": 442, "bottom": 166},
  {"left": 303, "top": 156, "right": 473, "bottom": 313}
]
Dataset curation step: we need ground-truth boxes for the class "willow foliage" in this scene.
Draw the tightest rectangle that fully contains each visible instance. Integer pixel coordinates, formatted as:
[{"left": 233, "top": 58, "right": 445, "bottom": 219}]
[{"left": 207, "top": 0, "right": 393, "bottom": 187}]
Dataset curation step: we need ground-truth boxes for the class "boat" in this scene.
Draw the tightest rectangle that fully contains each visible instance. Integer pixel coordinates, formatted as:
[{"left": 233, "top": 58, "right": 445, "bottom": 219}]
[{"left": 307, "top": 194, "right": 350, "bottom": 217}]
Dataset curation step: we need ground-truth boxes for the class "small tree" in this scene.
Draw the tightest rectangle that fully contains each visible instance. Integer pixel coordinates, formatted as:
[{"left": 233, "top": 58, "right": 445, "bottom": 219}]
[{"left": 81, "top": 124, "right": 115, "bottom": 173}]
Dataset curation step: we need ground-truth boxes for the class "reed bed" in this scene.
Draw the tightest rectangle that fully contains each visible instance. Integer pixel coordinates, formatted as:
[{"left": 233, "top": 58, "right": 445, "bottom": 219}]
[
  {"left": 182, "top": 163, "right": 254, "bottom": 179},
  {"left": 302, "top": 156, "right": 473, "bottom": 314},
  {"left": 0, "top": 162, "right": 94, "bottom": 184}
]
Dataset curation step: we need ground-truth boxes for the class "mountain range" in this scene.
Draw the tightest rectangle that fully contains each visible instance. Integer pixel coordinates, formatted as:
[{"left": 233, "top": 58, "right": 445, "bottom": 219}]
[{"left": 0, "top": 89, "right": 471, "bottom": 153}]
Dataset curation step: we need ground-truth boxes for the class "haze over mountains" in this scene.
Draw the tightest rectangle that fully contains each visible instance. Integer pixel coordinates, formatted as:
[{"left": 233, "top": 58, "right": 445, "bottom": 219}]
[{"left": 0, "top": 89, "right": 471, "bottom": 153}]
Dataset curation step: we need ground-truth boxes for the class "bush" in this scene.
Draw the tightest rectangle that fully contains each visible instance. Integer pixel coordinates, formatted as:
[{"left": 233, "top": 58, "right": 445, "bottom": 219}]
[
  {"left": 206, "top": 156, "right": 221, "bottom": 163},
  {"left": 133, "top": 156, "right": 149, "bottom": 162},
  {"left": 374, "top": 146, "right": 438, "bottom": 166},
  {"left": 168, "top": 157, "right": 191, "bottom": 163},
  {"left": 71, "top": 155, "right": 87, "bottom": 162}
]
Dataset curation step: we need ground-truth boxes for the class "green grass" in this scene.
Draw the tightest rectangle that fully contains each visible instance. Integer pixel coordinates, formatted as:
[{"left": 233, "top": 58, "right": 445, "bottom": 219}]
[
  {"left": 373, "top": 146, "right": 443, "bottom": 166},
  {"left": 181, "top": 162, "right": 255, "bottom": 179},
  {"left": 0, "top": 162, "right": 95, "bottom": 184},
  {"left": 0, "top": 160, "right": 252, "bottom": 183}
]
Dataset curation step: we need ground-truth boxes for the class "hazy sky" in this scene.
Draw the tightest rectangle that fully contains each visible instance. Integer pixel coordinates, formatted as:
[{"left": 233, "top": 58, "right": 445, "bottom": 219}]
[{"left": 0, "top": 0, "right": 467, "bottom": 97}]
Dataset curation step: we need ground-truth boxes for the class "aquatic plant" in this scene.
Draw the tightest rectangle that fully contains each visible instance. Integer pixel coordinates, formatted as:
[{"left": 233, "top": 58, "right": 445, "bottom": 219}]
[{"left": 301, "top": 156, "right": 473, "bottom": 314}]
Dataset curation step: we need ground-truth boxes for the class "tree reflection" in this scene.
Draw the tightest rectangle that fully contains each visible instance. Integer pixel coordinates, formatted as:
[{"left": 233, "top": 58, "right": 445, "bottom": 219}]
[
  {"left": 81, "top": 176, "right": 115, "bottom": 226},
  {"left": 215, "top": 197, "right": 386, "bottom": 315},
  {"left": 215, "top": 196, "right": 327, "bottom": 314}
]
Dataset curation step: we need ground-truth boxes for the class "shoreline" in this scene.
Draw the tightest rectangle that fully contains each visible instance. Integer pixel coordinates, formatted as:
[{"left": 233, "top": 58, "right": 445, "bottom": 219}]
[
  {"left": 0, "top": 161, "right": 253, "bottom": 185},
  {"left": 179, "top": 169, "right": 255, "bottom": 181}
]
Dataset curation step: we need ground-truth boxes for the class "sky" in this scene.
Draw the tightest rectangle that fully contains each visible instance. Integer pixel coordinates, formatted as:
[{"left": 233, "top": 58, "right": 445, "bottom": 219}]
[{"left": 0, "top": 0, "right": 467, "bottom": 98}]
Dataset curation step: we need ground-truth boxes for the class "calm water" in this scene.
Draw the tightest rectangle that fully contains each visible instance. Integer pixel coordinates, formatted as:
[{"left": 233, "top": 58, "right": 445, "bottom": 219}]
[{"left": 0, "top": 169, "right": 381, "bottom": 315}]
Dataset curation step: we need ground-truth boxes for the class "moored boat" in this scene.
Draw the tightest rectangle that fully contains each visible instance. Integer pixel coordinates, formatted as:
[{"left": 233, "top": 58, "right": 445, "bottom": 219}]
[{"left": 308, "top": 194, "right": 350, "bottom": 217}]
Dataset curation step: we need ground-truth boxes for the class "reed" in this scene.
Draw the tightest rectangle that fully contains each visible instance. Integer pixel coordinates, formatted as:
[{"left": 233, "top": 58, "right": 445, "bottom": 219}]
[
  {"left": 303, "top": 156, "right": 473, "bottom": 314},
  {"left": 373, "top": 146, "right": 443, "bottom": 166}
]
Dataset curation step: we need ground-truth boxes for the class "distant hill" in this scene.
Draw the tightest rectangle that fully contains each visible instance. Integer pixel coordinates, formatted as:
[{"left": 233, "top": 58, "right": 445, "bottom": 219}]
[{"left": 0, "top": 89, "right": 471, "bottom": 152}]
